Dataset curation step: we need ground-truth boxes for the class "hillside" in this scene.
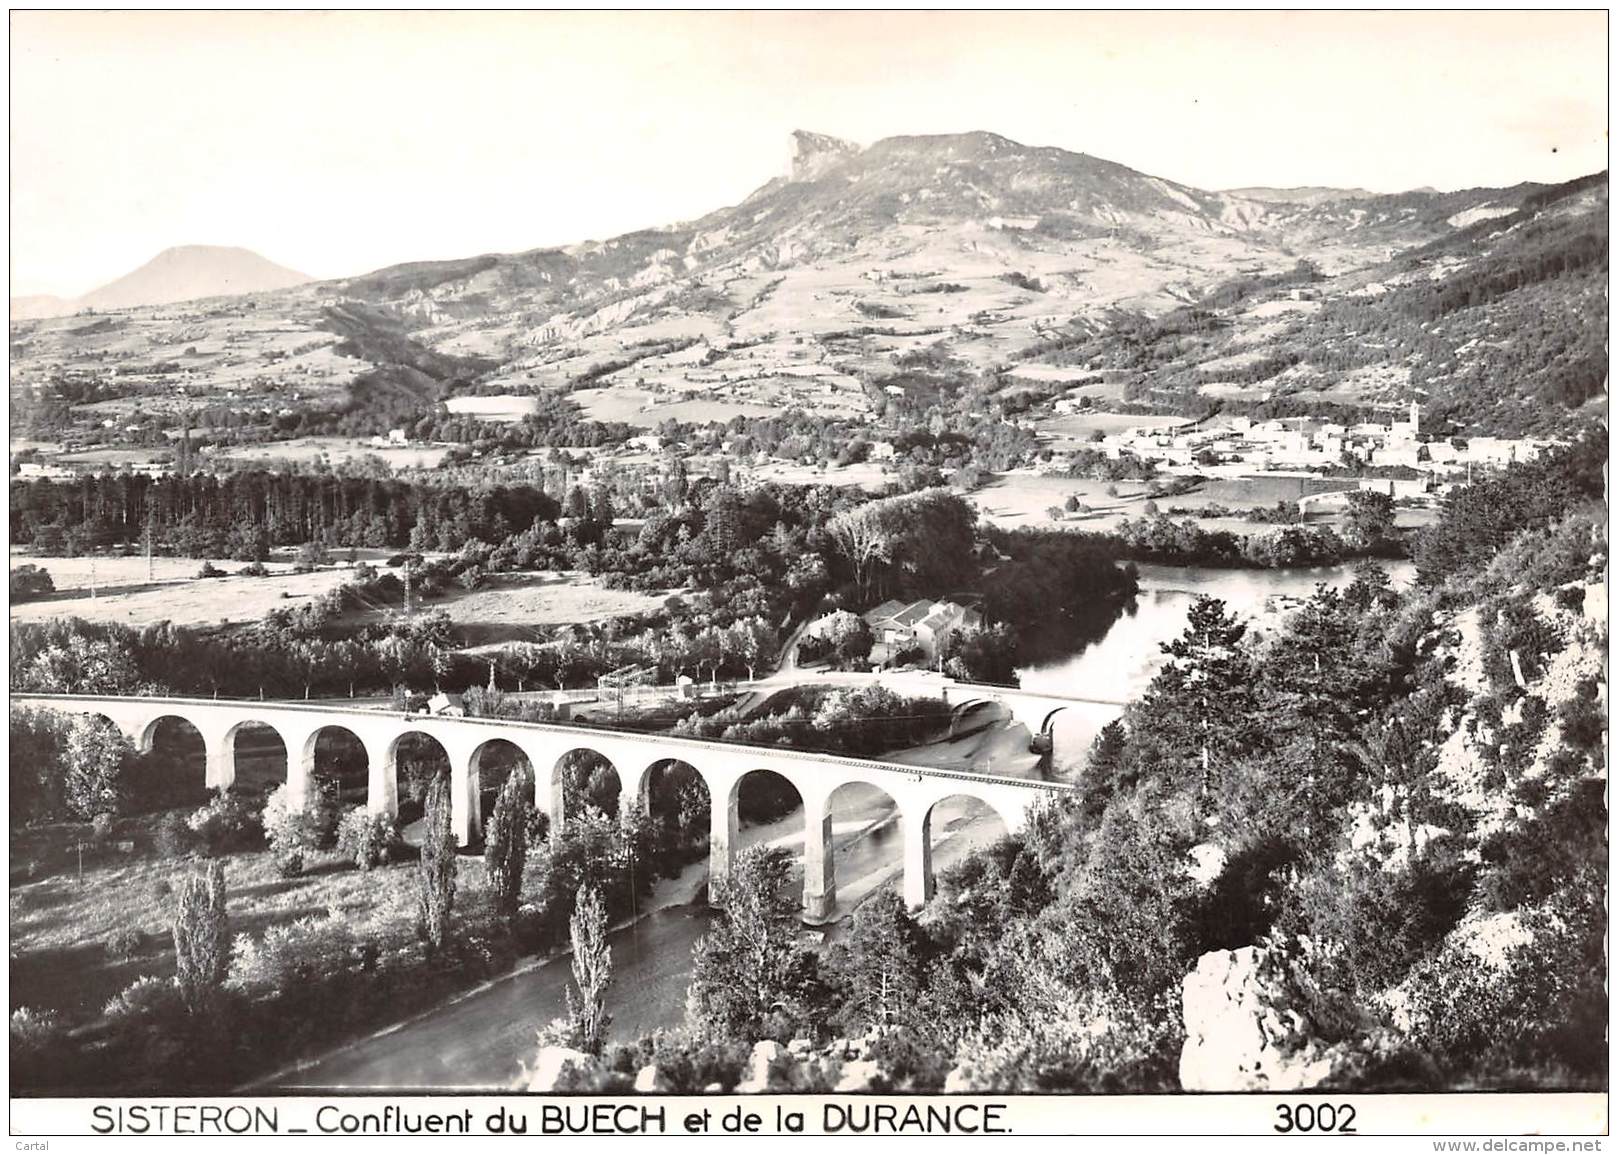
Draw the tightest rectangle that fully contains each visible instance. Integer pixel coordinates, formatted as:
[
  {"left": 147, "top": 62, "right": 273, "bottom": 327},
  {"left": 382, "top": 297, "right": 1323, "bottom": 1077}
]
[{"left": 8, "top": 133, "right": 1606, "bottom": 445}]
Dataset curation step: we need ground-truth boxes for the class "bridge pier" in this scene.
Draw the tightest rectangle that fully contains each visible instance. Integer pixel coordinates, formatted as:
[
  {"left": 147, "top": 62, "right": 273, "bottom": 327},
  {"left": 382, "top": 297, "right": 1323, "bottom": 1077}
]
[
  {"left": 450, "top": 745, "right": 481, "bottom": 848},
  {"left": 802, "top": 788, "right": 836, "bottom": 923},
  {"left": 902, "top": 804, "right": 934, "bottom": 911},
  {"left": 707, "top": 771, "right": 741, "bottom": 901},
  {"left": 527, "top": 757, "right": 565, "bottom": 846},
  {"left": 285, "top": 727, "right": 318, "bottom": 813},
  {"left": 367, "top": 746, "right": 398, "bottom": 819},
  {"left": 203, "top": 728, "right": 235, "bottom": 792}
]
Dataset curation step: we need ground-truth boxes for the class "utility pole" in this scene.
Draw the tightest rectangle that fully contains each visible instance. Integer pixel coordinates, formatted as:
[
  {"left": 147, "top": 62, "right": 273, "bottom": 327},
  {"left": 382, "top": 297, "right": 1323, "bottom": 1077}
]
[
  {"left": 145, "top": 508, "right": 155, "bottom": 583},
  {"left": 89, "top": 556, "right": 97, "bottom": 600},
  {"left": 403, "top": 556, "right": 413, "bottom": 616}
]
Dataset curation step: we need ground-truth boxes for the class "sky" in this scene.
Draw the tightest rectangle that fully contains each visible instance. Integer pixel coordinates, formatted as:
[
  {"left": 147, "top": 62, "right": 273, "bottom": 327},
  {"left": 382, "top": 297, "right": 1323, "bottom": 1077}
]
[{"left": 10, "top": 10, "right": 1609, "bottom": 298}]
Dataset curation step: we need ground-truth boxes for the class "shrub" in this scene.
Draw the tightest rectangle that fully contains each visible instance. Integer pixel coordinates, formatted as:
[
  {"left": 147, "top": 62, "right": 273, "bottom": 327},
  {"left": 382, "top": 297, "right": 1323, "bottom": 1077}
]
[
  {"left": 240, "top": 561, "right": 270, "bottom": 578},
  {"left": 153, "top": 812, "right": 196, "bottom": 859},
  {"left": 102, "top": 975, "right": 185, "bottom": 1027},
  {"left": 187, "top": 790, "right": 262, "bottom": 855},
  {"left": 228, "top": 914, "right": 357, "bottom": 993},
  {"left": 196, "top": 562, "right": 225, "bottom": 579},
  {"left": 10, "top": 1007, "right": 73, "bottom": 1090},
  {"left": 104, "top": 926, "right": 144, "bottom": 962},
  {"left": 261, "top": 780, "right": 334, "bottom": 874},
  {"left": 1554, "top": 585, "right": 1586, "bottom": 613},
  {"left": 336, "top": 807, "right": 399, "bottom": 872},
  {"left": 10, "top": 564, "right": 55, "bottom": 601},
  {"left": 90, "top": 812, "right": 117, "bottom": 846}
]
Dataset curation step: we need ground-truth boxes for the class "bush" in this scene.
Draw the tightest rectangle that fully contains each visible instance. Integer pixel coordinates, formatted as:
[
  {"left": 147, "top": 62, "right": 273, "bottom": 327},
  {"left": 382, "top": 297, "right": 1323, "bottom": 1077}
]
[
  {"left": 104, "top": 926, "right": 144, "bottom": 962},
  {"left": 336, "top": 807, "right": 399, "bottom": 872},
  {"left": 240, "top": 561, "right": 270, "bottom": 578},
  {"left": 152, "top": 812, "right": 197, "bottom": 859},
  {"left": 262, "top": 783, "right": 323, "bottom": 876},
  {"left": 1554, "top": 585, "right": 1586, "bottom": 613},
  {"left": 228, "top": 913, "right": 357, "bottom": 993},
  {"left": 10, "top": 564, "right": 55, "bottom": 601},
  {"left": 196, "top": 562, "right": 226, "bottom": 579},
  {"left": 90, "top": 812, "right": 117, "bottom": 846},
  {"left": 102, "top": 975, "right": 184, "bottom": 1027},
  {"left": 187, "top": 790, "right": 262, "bottom": 855},
  {"left": 10, "top": 1007, "right": 73, "bottom": 1090}
]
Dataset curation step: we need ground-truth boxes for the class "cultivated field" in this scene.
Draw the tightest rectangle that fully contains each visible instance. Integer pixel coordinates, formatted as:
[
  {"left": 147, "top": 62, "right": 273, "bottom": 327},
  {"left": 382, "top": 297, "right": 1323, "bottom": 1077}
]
[
  {"left": 968, "top": 472, "right": 1163, "bottom": 532},
  {"left": 9, "top": 551, "right": 361, "bottom": 628},
  {"left": 361, "top": 571, "right": 676, "bottom": 646},
  {"left": 212, "top": 437, "right": 451, "bottom": 470},
  {"left": 444, "top": 395, "right": 537, "bottom": 423},
  {"left": 1035, "top": 412, "right": 1194, "bottom": 442}
]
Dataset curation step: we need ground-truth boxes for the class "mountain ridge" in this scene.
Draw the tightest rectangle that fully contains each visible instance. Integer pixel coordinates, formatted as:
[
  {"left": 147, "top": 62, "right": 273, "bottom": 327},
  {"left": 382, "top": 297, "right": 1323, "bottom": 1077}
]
[{"left": 8, "top": 130, "right": 1607, "bottom": 441}]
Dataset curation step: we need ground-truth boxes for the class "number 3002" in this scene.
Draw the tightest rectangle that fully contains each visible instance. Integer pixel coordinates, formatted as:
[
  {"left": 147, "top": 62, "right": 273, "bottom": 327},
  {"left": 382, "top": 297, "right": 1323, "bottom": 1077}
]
[{"left": 1274, "top": 1103, "right": 1358, "bottom": 1133}]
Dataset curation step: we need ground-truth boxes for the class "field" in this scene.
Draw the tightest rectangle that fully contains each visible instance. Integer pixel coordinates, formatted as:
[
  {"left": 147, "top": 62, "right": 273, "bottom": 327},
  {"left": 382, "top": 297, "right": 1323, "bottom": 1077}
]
[
  {"left": 212, "top": 437, "right": 451, "bottom": 470},
  {"left": 741, "top": 459, "right": 891, "bottom": 492},
  {"left": 1035, "top": 412, "right": 1194, "bottom": 442},
  {"left": 572, "top": 386, "right": 780, "bottom": 428},
  {"left": 360, "top": 571, "right": 676, "bottom": 646},
  {"left": 444, "top": 395, "right": 537, "bottom": 423},
  {"left": 9, "top": 551, "right": 361, "bottom": 628},
  {"left": 968, "top": 471, "right": 1163, "bottom": 532}
]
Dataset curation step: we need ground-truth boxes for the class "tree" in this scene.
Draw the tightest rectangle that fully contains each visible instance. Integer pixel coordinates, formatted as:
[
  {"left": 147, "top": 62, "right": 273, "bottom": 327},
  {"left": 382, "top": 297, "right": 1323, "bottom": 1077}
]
[
  {"left": 418, "top": 774, "right": 457, "bottom": 951},
  {"left": 1345, "top": 489, "right": 1396, "bottom": 550},
  {"left": 565, "top": 888, "right": 613, "bottom": 1056},
  {"left": 827, "top": 503, "right": 894, "bottom": 599},
  {"left": 172, "top": 860, "right": 229, "bottom": 1013},
  {"left": 62, "top": 714, "right": 133, "bottom": 819},
  {"left": 840, "top": 890, "right": 928, "bottom": 1031},
  {"left": 484, "top": 771, "right": 532, "bottom": 925},
  {"left": 24, "top": 634, "right": 140, "bottom": 695},
  {"left": 686, "top": 845, "right": 821, "bottom": 1041},
  {"left": 1128, "top": 595, "right": 1261, "bottom": 794}
]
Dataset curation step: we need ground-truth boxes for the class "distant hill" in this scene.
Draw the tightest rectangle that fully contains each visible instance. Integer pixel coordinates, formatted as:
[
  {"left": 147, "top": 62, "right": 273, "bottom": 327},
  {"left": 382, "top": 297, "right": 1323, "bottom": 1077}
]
[
  {"left": 12, "top": 245, "right": 312, "bottom": 319},
  {"left": 75, "top": 245, "right": 312, "bottom": 311},
  {"left": 10, "top": 294, "right": 75, "bottom": 321}
]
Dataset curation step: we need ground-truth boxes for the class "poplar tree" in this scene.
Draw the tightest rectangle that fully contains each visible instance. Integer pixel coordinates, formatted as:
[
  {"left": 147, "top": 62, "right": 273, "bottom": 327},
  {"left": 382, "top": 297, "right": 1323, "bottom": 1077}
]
[
  {"left": 484, "top": 772, "right": 532, "bottom": 926},
  {"left": 565, "top": 888, "right": 612, "bottom": 1056},
  {"left": 173, "top": 860, "right": 229, "bottom": 1012},
  {"left": 418, "top": 774, "right": 457, "bottom": 951}
]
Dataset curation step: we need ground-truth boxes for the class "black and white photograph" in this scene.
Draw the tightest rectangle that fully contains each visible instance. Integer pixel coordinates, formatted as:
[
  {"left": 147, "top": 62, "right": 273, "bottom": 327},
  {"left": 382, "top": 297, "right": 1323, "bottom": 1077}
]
[{"left": 6, "top": 9, "right": 1609, "bottom": 1136}]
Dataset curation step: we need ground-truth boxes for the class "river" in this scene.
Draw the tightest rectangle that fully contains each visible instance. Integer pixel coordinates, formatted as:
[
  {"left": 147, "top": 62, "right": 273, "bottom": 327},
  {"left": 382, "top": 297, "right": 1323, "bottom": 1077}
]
[
  {"left": 262, "top": 558, "right": 1413, "bottom": 1090},
  {"left": 1020, "top": 559, "right": 1415, "bottom": 772}
]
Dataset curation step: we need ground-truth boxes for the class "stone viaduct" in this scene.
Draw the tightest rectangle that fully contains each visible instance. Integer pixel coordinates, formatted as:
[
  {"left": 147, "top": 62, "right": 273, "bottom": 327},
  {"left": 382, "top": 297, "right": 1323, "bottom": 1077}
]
[{"left": 13, "top": 694, "right": 1077, "bottom": 919}]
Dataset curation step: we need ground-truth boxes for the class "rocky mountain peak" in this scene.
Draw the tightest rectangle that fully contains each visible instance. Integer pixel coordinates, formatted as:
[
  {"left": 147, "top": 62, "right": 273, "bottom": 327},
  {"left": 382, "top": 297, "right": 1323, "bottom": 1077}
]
[{"left": 789, "top": 130, "right": 862, "bottom": 182}]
